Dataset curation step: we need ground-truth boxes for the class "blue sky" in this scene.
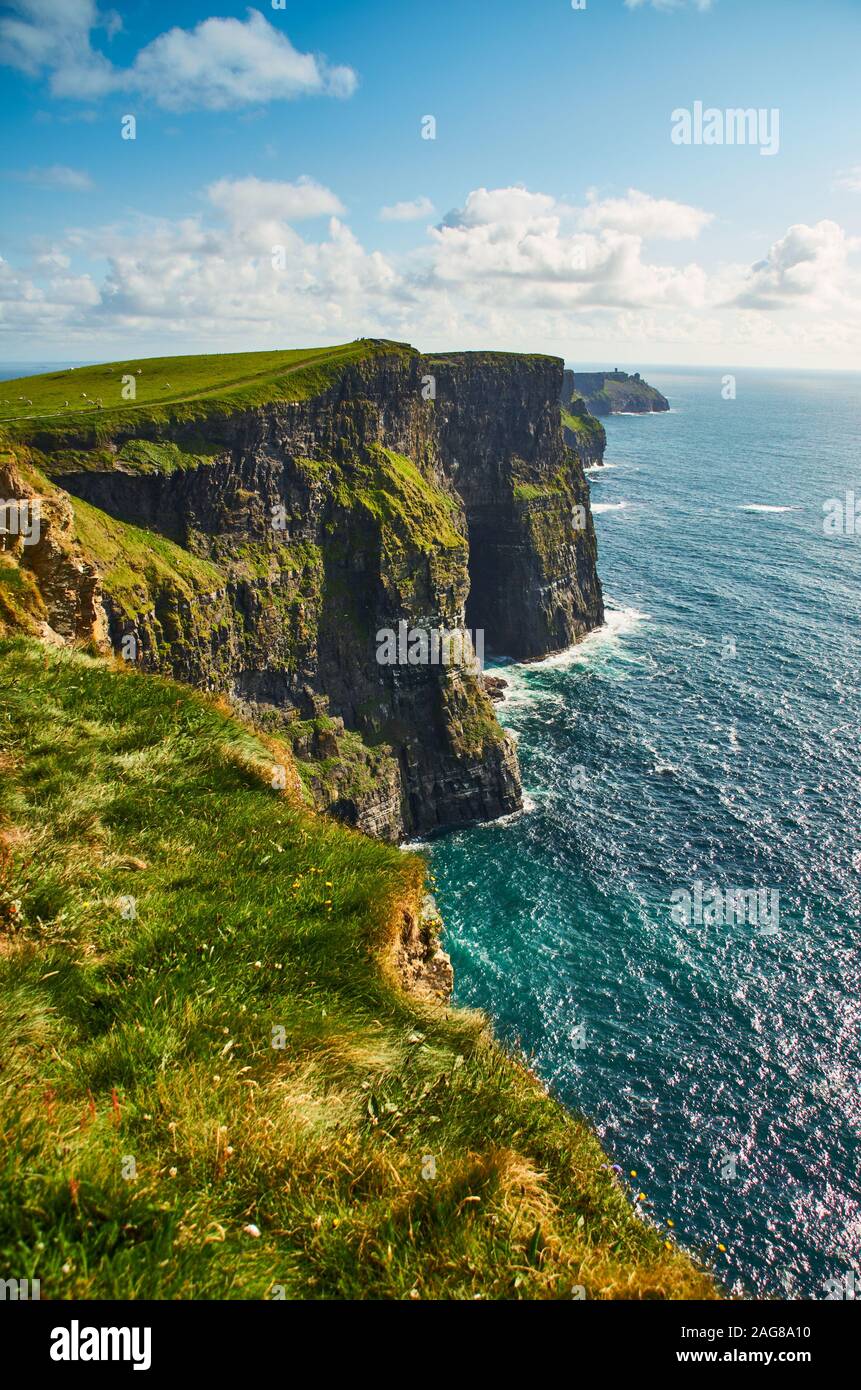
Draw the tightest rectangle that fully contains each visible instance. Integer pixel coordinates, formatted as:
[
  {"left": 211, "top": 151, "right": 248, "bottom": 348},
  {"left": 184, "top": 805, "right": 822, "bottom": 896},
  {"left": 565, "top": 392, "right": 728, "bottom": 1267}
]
[{"left": 1, "top": 0, "right": 860, "bottom": 366}]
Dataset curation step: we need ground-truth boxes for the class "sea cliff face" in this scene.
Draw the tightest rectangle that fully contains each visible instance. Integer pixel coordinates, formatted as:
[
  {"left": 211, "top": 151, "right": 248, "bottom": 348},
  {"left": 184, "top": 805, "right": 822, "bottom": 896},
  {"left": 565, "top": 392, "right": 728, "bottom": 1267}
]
[
  {"left": 431, "top": 353, "right": 604, "bottom": 658},
  {"left": 2, "top": 343, "right": 604, "bottom": 839},
  {"left": 559, "top": 372, "right": 607, "bottom": 467}
]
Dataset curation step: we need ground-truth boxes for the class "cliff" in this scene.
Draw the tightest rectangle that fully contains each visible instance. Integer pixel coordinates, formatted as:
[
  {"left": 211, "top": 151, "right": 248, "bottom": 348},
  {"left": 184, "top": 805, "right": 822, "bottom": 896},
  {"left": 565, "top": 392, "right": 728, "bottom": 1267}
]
[
  {"left": 0, "top": 355, "right": 721, "bottom": 1302},
  {"left": 559, "top": 373, "right": 607, "bottom": 467},
  {"left": 1, "top": 342, "right": 604, "bottom": 840},
  {"left": 564, "top": 368, "right": 669, "bottom": 417}
]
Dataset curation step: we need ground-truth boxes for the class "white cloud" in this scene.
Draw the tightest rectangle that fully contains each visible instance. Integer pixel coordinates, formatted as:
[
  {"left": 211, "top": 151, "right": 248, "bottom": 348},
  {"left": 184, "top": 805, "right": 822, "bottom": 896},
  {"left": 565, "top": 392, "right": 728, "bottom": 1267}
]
[
  {"left": 129, "top": 11, "right": 357, "bottom": 112},
  {"left": 430, "top": 185, "right": 709, "bottom": 309},
  {"left": 208, "top": 177, "right": 344, "bottom": 227},
  {"left": 834, "top": 167, "right": 861, "bottom": 194},
  {"left": 578, "top": 188, "right": 713, "bottom": 240},
  {"left": 734, "top": 220, "right": 857, "bottom": 310},
  {"left": 13, "top": 164, "right": 94, "bottom": 191},
  {"left": 35, "top": 251, "right": 71, "bottom": 271},
  {"left": 441, "top": 186, "right": 558, "bottom": 229},
  {"left": 2, "top": 182, "right": 859, "bottom": 368},
  {"left": 0, "top": 4, "right": 357, "bottom": 109},
  {"left": 0, "top": 1, "right": 119, "bottom": 98},
  {"left": 379, "top": 196, "right": 435, "bottom": 223}
]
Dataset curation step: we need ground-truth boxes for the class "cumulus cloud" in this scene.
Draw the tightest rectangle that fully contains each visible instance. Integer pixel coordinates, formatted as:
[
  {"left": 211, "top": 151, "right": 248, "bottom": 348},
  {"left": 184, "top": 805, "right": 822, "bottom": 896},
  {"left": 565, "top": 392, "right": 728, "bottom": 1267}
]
[
  {"left": 0, "top": 3, "right": 357, "bottom": 109},
  {"left": 129, "top": 11, "right": 357, "bottom": 111},
  {"left": 11, "top": 164, "right": 94, "bottom": 191},
  {"left": 379, "top": 196, "right": 435, "bottom": 223},
  {"left": 202, "top": 176, "right": 346, "bottom": 260},
  {"left": 208, "top": 177, "right": 344, "bottom": 226},
  {"left": 578, "top": 188, "right": 713, "bottom": 240},
  {"left": 0, "top": 0, "right": 119, "bottom": 98},
  {"left": 430, "top": 185, "right": 709, "bottom": 309},
  {"left": 1, "top": 181, "right": 859, "bottom": 366},
  {"left": 441, "top": 186, "right": 558, "bottom": 229},
  {"left": 734, "top": 221, "right": 857, "bottom": 310},
  {"left": 0, "top": 252, "right": 100, "bottom": 334}
]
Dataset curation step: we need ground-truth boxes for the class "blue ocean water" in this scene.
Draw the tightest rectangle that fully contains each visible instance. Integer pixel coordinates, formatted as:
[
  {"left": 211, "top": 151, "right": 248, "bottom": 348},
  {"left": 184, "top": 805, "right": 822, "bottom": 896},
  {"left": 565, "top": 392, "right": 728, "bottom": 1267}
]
[{"left": 429, "top": 368, "right": 861, "bottom": 1299}]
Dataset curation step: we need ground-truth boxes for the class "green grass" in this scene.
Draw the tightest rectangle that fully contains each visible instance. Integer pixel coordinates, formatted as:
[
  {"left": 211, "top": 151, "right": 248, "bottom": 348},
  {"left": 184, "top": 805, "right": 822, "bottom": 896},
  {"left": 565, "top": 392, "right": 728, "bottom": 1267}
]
[
  {"left": 335, "top": 446, "right": 465, "bottom": 556},
  {"left": 561, "top": 407, "right": 587, "bottom": 435},
  {"left": 70, "top": 497, "right": 225, "bottom": 620},
  {"left": 0, "top": 639, "right": 719, "bottom": 1300},
  {"left": 561, "top": 406, "right": 602, "bottom": 437},
  {"left": 513, "top": 479, "right": 564, "bottom": 502},
  {"left": 0, "top": 340, "right": 416, "bottom": 454},
  {"left": 113, "top": 439, "right": 222, "bottom": 476},
  {"left": 0, "top": 555, "right": 44, "bottom": 639}
]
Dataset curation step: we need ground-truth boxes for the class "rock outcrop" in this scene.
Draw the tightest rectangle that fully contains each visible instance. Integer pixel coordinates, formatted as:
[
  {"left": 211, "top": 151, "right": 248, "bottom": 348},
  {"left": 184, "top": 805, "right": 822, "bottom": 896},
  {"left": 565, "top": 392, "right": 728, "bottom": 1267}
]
[
  {"left": 0, "top": 450, "right": 105, "bottom": 647},
  {"left": 2, "top": 342, "right": 604, "bottom": 839}
]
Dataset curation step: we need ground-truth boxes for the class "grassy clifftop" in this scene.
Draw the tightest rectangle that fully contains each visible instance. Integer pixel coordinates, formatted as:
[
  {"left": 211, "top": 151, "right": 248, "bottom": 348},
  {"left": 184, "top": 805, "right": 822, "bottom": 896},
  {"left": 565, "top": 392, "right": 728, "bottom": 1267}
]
[
  {"left": 0, "top": 639, "right": 717, "bottom": 1299},
  {"left": 0, "top": 340, "right": 415, "bottom": 452}
]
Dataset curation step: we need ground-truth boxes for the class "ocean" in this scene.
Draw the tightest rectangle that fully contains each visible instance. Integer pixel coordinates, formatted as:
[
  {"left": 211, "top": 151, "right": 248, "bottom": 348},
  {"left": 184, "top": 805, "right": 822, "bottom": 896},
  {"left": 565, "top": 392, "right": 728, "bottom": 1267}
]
[{"left": 428, "top": 367, "right": 861, "bottom": 1299}]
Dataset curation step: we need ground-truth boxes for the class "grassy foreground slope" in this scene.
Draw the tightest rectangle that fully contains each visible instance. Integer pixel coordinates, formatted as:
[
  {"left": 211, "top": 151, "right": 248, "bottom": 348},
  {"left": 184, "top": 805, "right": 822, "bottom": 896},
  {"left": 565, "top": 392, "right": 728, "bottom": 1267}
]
[{"left": 0, "top": 641, "right": 717, "bottom": 1301}]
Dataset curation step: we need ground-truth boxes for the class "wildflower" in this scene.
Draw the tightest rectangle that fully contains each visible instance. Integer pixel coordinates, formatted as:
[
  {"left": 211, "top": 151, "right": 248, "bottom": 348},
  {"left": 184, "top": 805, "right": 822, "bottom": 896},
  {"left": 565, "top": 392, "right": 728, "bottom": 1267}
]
[{"left": 243, "top": 1223, "right": 261, "bottom": 1238}]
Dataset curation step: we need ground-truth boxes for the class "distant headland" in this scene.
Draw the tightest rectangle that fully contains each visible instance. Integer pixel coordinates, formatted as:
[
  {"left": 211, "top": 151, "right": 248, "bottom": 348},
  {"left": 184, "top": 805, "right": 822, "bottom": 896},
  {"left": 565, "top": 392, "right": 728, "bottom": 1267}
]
[{"left": 563, "top": 368, "right": 670, "bottom": 417}]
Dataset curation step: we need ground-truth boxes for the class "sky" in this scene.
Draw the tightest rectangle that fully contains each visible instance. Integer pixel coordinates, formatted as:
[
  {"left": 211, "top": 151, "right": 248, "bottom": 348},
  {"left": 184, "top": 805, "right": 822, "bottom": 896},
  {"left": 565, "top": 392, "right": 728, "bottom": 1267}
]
[{"left": 1, "top": 0, "right": 860, "bottom": 368}]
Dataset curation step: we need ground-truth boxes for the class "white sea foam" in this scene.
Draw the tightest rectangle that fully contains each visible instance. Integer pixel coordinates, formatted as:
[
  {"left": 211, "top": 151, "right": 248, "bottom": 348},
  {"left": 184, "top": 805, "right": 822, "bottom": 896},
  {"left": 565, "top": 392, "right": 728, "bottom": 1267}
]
[
  {"left": 475, "top": 793, "right": 537, "bottom": 830},
  {"left": 486, "top": 667, "right": 537, "bottom": 712},
  {"left": 484, "top": 603, "right": 648, "bottom": 728},
  {"left": 739, "top": 504, "right": 798, "bottom": 513},
  {"left": 592, "top": 500, "right": 629, "bottom": 514},
  {"left": 592, "top": 599, "right": 649, "bottom": 641},
  {"left": 516, "top": 602, "right": 649, "bottom": 677}
]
